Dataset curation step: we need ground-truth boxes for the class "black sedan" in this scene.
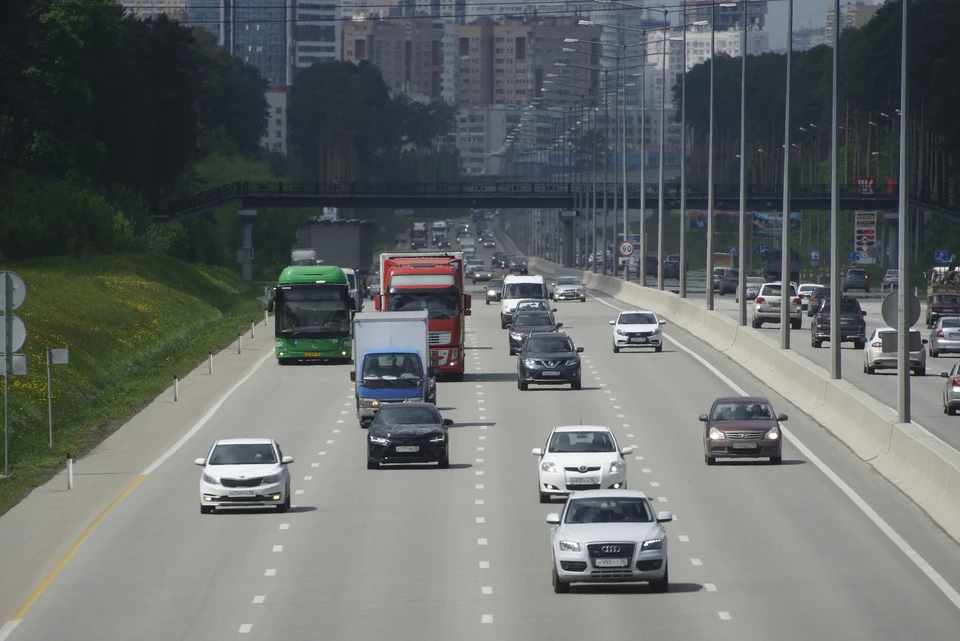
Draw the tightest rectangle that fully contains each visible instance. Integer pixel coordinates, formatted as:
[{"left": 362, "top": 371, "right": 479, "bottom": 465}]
[
  {"left": 485, "top": 278, "right": 505, "bottom": 305},
  {"left": 367, "top": 403, "right": 453, "bottom": 470},
  {"left": 508, "top": 311, "right": 562, "bottom": 355},
  {"left": 517, "top": 332, "right": 584, "bottom": 391}
]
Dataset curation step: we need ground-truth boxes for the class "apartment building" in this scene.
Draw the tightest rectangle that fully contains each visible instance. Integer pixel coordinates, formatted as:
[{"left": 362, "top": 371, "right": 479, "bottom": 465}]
[
  {"left": 825, "top": 2, "right": 883, "bottom": 45},
  {"left": 260, "top": 87, "right": 290, "bottom": 154},
  {"left": 121, "top": 0, "right": 187, "bottom": 20}
]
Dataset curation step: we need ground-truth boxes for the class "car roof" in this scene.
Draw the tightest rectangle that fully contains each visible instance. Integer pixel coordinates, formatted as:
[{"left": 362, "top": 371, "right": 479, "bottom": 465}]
[
  {"left": 503, "top": 275, "right": 544, "bottom": 283},
  {"left": 214, "top": 438, "right": 274, "bottom": 446},
  {"left": 618, "top": 309, "right": 656, "bottom": 317},
  {"left": 713, "top": 396, "right": 770, "bottom": 405},
  {"left": 553, "top": 425, "right": 613, "bottom": 433},
  {"left": 378, "top": 402, "right": 437, "bottom": 411},
  {"left": 565, "top": 488, "right": 650, "bottom": 500},
  {"left": 527, "top": 331, "right": 570, "bottom": 340}
]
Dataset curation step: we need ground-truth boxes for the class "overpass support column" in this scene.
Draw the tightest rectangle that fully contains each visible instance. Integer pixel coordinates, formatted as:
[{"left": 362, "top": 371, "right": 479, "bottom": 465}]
[
  {"left": 560, "top": 210, "right": 576, "bottom": 268},
  {"left": 238, "top": 209, "right": 257, "bottom": 282}
]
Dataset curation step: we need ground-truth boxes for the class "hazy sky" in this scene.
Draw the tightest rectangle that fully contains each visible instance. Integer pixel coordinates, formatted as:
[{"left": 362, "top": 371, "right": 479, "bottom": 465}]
[{"left": 766, "top": 0, "right": 833, "bottom": 49}]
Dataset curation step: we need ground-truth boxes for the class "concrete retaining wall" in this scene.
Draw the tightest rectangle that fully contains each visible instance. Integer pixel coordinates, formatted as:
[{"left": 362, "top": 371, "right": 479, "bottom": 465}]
[{"left": 526, "top": 253, "right": 960, "bottom": 544}]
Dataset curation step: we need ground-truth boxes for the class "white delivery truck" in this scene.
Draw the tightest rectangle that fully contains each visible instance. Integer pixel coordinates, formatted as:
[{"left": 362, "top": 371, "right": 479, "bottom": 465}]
[{"left": 350, "top": 311, "right": 436, "bottom": 427}]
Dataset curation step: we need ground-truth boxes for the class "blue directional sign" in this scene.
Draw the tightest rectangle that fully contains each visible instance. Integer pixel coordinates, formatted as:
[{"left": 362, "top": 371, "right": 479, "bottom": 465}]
[
  {"left": 935, "top": 249, "right": 950, "bottom": 264},
  {"left": 756, "top": 244, "right": 769, "bottom": 255},
  {"left": 848, "top": 251, "right": 861, "bottom": 263},
  {"left": 730, "top": 247, "right": 738, "bottom": 257},
  {"left": 810, "top": 250, "right": 820, "bottom": 266}
]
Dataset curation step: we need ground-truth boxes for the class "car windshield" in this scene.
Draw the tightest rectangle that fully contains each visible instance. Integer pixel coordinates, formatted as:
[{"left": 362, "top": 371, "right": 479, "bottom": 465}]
[
  {"left": 275, "top": 286, "right": 351, "bottom": 338},
  {"left": 504, "top": 283, "right": 544, "bottom": 298},
  {"left": 761, "top": 284, "right": 797, "bottom": 297},
  {"left": 848, "top": 270, "right": 867, "bottom": 277},
  {"left": 516, "top": 300, "right": 548, "bottom": 311},
  {"left": 361, "top": 353, "right": 422, "bottom": 389},
  {"left": 812, "top": 288, "right": 829, "bottom": 298},
  {"left": 886, "top": 270, "right": 898, "bottom": 276},
  {"left": 514, "top": 314, "right": 553, "bottom": 328},
  {"left": 209, "top": 443, "right": 277, "bottom": 465},
  {"left": 387, "top": 293, "right": 459, "bottom": 320},
  {"left": 556, "top": 278, "right": 581, "bottom": 285},
  {"left": 525, "top": 337, "right": 573, "bottom": 353},
  {"left": 798, "top": 285, "right": 817, "bottom": 294},
  {"left": 373, "top": 406, "right": 441, "bottom": 425},
  {"left": 711, "top": 401, "right": 776, "bottom": 421},
  {"left": 548, "top": 431, "right": 616, "bottom": 453},
  {"left": 747, "top": 277, "right": 765, "bottom": 285},
  {"left": 618, "top": 312, "right": 657, "bottom": 325},
  {"left": 487, "top": 280, "right": 504, "bottom": 289},
  {"left": 940, "top": 318, "right": 960, "bottom": 328},
  {"left": 564, "top": 497, "right": 654, "bottom": 524}
]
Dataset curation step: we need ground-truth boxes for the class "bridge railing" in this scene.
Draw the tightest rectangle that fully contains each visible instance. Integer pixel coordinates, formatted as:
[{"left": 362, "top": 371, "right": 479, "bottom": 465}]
[{"left": 160, "top": 180, "right": 960, "bottom": 217}]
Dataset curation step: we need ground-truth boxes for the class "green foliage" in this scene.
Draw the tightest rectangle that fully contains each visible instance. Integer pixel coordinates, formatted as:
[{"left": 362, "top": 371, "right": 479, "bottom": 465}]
[{"left": 0, "top": 254, "right": 263, "bottom": 517}]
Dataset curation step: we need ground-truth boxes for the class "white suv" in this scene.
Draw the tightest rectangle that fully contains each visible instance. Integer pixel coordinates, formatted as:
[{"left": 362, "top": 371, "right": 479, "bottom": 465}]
[
  {"left": 500, "top": 275, "right": 548, "bottom": 329},
  {"left": 752, "top": 282, "right": 802, "bottom": 330}
]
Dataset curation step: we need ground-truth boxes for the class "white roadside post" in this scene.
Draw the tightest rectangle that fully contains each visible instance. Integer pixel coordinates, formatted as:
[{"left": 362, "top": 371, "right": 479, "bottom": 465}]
[{"left": 46, "top": 348, "right": 70, "bottom": 448}]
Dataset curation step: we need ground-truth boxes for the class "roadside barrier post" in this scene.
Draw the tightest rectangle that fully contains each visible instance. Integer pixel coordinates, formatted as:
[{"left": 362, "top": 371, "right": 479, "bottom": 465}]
[
  {"left": 251, "top": 320, "right": 255, "bottom": 339},
  {"left": 209, "top": 352, "right": 213, "bottom": 374},
  {"left": 238, "top": 333, "right": 242, "bottom": 354},
  {"left": 66, "top": 453, "right": 74, "bottom": 490},
  {"left": 174, "top": 375, "right": 179, "bottom": 402}
]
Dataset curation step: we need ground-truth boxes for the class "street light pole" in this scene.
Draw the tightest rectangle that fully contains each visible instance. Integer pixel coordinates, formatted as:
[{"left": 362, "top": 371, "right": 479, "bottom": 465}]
[
  {"left": 779, "top": 0, "right": 794, "bottom": 348},
  {"left": 737, "top": 0, "right": 748, "bottom": 326},
  {"left": 705, "top": 0, "right": 717, "bottom": 311},
  {"left": 679, "top": 19, "right": 688, "bottom": 298},
  {"left": 604, "top": 71, "right": 610, "bottom": 276},
  {"left": 829, "top": 0, "right": 841, "bottom": 380},
  {"left": 621, "top": 43, "right": 629, "bottom": 281},
  {"left": 897, "top": 0, "right": 910, "bottom": 423},
  {"left": 657, "top": 19, "right": 667, "bottom": 291},
  {"left": 639, "top": 37, "right": 647, "bottom": 286}
]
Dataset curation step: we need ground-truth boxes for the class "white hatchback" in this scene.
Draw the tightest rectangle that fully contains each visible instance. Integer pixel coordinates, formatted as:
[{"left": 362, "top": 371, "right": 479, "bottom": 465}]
[
  {"left": 196, "top": 438, "right": 293, "bottom": 514},
  {"left": 532, "top": 426, "right": 633, "bottom": 503},
  {"left": 610, "top": 310, "right": 666, "bottom": 353}
]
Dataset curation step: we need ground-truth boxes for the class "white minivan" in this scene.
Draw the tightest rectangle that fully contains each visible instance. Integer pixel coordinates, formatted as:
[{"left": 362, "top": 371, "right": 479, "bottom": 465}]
[{"left": 500, "top": 275, "right": 548, "bottom": 329}]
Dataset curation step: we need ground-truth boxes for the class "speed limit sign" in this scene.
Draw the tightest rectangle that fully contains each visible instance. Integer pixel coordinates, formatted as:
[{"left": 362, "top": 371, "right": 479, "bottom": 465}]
[{"left": 618, "top": 241, "right": 635, "bottom": 258}]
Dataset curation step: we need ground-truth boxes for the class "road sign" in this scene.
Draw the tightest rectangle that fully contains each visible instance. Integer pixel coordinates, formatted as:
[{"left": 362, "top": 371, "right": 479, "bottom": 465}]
[
  {"left": 0, "top": 314, "right": 26, "bottom": 354},
  {"left": 756, "top": 244, "right": 769, "bottom": 255},
  {"left": 810, "top": 250, "right": 820, "bottom": 266},
  {"left": 618, "top": 241, "right": 635, "bottom": 258},
  {"left": 881, "top": 291, "right": 921, "bottom": 329},
  {"left": 1, "top": 354, "right": 26, "bottom": 376},
  {"left": 730, "top": 247, "right": 738, "bottom": 257},
  {"left": 935, "top": 249, "right": 950, "bottom": 264},
  {"left": 848, "top": 251, "right": 861, "bottom": 263},
  {"left": 0, "top": 272, "right": 26, "bottom": 310}
]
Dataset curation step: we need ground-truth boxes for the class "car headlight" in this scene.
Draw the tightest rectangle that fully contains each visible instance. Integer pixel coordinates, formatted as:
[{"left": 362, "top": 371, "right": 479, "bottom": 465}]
[
  {"left": 541, "top": 461, "right": 557, "bottom": 473},
  {"left": 523, "top": 359, "right": 537, "bottom": 367},
  {"left": 359, "top": 398, "right": 379, "bottom": 408},
  {"left": 609, "top": 461, "right": 624, "bottom": 474},
  {"left": 510, "top": 331, "right": 523, "bottom": 340},
  {"left": 564, "top": 359, "right": 579, "bottom": 366},
  {"left": 652, "top": 327, "right": 661, "bottom": 334},
  {"left": 370, "top": 436, "right": 390, "bottom": 446},
  {"left": 429, "top": 434, "right": 446, "bottom": 443},
  {"left": 709, "top": 426, "right": 724, "bottom": 440},
  {"left": 616, "top": 329, "right": 627, "bottom": 335},
  {"left": 262, "top": 472, "right": 283, "bottom": 484},
  {"left": 202, "top": 473, "right": 220, "bottom": 485},
  {"left": 559, "top": 540, "right": 581, "bottom": 552},
  {"left": 642, "top": 538, "right": 663, "bottom": 551},
  {"left": 403, "top": 397, "right": 424, "bottom": 403},
  {"left": 766, "top": 426, "right": 780, "bottom": 440}
]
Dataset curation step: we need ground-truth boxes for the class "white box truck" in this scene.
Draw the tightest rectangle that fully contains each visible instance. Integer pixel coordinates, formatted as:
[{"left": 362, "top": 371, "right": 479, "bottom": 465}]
[{"left": 350, "top": 311, "right": 436, "bottom": 427}]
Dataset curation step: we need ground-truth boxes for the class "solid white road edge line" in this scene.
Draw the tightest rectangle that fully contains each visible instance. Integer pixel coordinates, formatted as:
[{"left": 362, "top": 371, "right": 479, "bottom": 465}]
[
  {"left": 591, "top": 293, "right": 960, "bottom": 612},
  {"left": 141, "top": 350, "right": 274, "bottom": 475},
  {"left": 0, "top": 621, "right": 20, "bottom": 641}
]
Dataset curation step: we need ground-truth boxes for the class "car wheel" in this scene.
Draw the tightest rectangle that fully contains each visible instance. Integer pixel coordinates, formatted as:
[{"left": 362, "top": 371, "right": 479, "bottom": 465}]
[
  {"left": 200, "top": 505, "right": 214, "bottom": 514},
  {"left": 854, "top": 339, "right": 865, "bottom": 350},
  {"left": 581, "top": 297, "right": 586, "bottom": 303},
  {"left": 931, "top": 348, "right": 938, "bottom": 358},
  {"left": 791, "top": 318, "right": 802, "bottom": 330},
  {"left": 913, "top": 367, "right": 925, "bottom": 376},
  {"left": 552, "top": 566, "right": 570, "bottom": 594},
  {"left": 486, "top": 300, "right": 490, "bottom": 306},
  {"left": 752, "top": 318, "right": 762, "bottom": 329},
  {"left": 866, "top": 364, "right": 876, "bottom": 375},
  {"left": 654, "top": 345, "right": 662, "bottom": 353},
  {"left": 367, "top": 460, "right": 378, "bottom": 470},
  {"left": 518, "top": 379, "right": 528, "bottom": 391},
  {"left": 949, "top": 405, "right": 958, "bottom": 416},
  {"left": 705, "top": 453, "right": 716, "bottom": 466},
  {"left": 650, "top": 562, "right": 669, "bottom": 593},
  {"left": 438, "top": 457, "right": 449, "bottom": 469},
  {"left": 613, "top": 344, "right": 620, "bottom": 353},
  {"left": 571, "top": 380, "right": 582, "bottom": 390},
  {"left": 812, "top": 338, "right": 821, "bottom": 349},
  {"left": 770, "top": 455, "right": 783, "bottom": 465},
  {"left": 277, "top": 490, "right": 290, "bottom": 513},
  {"left": 539, "top": 491, "right": 551, "bottom": 504}
]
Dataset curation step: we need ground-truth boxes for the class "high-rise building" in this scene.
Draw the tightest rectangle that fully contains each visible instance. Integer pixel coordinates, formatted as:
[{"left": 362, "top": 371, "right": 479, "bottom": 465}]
[
  {"left": 261, "top": 87, "right": 290, "bottom": 154},
  {"left": 457, "top": 106, "right": 520, "bottom": 175},
  {"left": 681, "top": 0, "right": 767, "bottom": 31},
  {"left": 290, "top": 1, "right": 340, "bottom": 78},
  {"left": 121, "top": 0, "right": 188, "bottom": 21},
  {"left": 825, "top": 2, "right": 882, "bottom": 45},
  {"left": 792, "top": 26, "right": 826, "bottom": 52}
]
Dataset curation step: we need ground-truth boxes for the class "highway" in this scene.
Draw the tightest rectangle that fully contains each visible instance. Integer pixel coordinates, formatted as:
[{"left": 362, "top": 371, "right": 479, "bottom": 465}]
[{"left": 4, "top": 241, "right": 960, "bottom": 640}]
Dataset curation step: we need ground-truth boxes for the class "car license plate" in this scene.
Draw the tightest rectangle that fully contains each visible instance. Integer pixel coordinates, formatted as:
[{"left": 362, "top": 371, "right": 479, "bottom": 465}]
[
  {"left": 567, "top": 476, "right": 598, "bottom": 485},
  {"left": 228, "top": 490, "right": 256, "bottom": 497},
  {"left": 629, "top": 337, "right": 647, "bottom": 343},
  {"left": 395, "top": 446, "right": 419, "bottom": 453},
  {"left": 950, "top": 333, "right": 960, "bottom": 339},
  {"left": 595, "top": 558, "right": 629, "bottom": 568},
  {"left": 304, "top": 352, "right": 321, "bottom": 357},
  {"left": 731, "top": 442, "right": 758, "bottom": 449},
  {"left": 541, "top": 371, "right": 562, "bottom": 377}
]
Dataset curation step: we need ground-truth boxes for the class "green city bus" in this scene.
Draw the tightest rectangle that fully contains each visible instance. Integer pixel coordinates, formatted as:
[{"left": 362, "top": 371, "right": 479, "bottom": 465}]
[{"left": 271, "top": 265, "right": 353, "bottom": 364}]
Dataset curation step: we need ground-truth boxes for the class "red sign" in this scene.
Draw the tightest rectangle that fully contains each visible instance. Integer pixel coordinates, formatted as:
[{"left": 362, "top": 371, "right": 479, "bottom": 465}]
[{"left": 856, "top": 176, "right": 877, "bottom": 195}]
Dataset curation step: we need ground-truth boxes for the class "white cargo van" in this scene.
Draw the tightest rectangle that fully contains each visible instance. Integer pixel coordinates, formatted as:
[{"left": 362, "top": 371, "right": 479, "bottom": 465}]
[{"left": 499, "top": 275, "right": 547, "bottom": 329}]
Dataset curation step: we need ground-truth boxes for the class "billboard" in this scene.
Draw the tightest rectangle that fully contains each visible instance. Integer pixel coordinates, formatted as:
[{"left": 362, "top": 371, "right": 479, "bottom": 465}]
[
  {"left": 752, "top": 212, "right": 801, "bottom": 237},
  {"left": 854, "top": 210, "right": 877, "bottom": 265},
  {"left": 687, "top": 210, "right": 740, "bottom": 228}
]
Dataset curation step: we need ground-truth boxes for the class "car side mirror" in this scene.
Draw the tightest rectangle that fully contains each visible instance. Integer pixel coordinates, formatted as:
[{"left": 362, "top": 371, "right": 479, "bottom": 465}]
[
  {"left": 546, "top": 513, "right": 561, "bottom": 525},
  {"left": 698, "top": 414, "right": 709, "bottom": 422},
  {"left": 464, "top": 309, "right": 472, "bottom": 316},
  {"left": 923, "top": 339, "right": 929, "bottom": 344},
  {"left": 656, "top": 511, "right": 673, "bottom": 523},
  {"left": 659, "top": 319, "right": 667, "bottom": 325},
  {"left": 281, "top": 456, "right": 294, "bottom": 465},
  {"left": 443, "top": 418, "right": 454, "bottom": 426},
  {"left": 576, "top": 347, "right": 584, "bottom": 353},
  {"left": 552, "top": 308, "right": 558, "bottom": 312},
  {"left": 861, "top": 311, "right": 867, "bottom": 316},
  {"left": 941, "top": 372, "right": 950, "bottom": 378},
  {"left": 609, "top": 320, "right": 615, "bottom": 325},
  {"left": 556, "top": 323, "right": 563, "bottom": 329},
  {"left": 350, "top": 371, "right": 356, "bottom": 382},
  {"left": 776, "top": 414, "right": 788, "bottom": 422},
  {"left": 532, "top": 447, "right": 543, "bottom": 456},
  {"left": 194, "top": 457, "right": 206, "bottom": 466},
  {"left": 621, "top": 446, "right": 633, "bottom": 455}
]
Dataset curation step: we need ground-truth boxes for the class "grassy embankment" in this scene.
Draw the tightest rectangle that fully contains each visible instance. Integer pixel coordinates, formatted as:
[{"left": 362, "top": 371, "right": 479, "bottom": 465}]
[{"left": 0, "top": 255, "right": 263, "bottom": 517}]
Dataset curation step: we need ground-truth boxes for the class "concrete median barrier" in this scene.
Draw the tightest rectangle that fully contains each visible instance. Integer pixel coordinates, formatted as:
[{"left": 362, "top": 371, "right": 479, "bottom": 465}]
[{"left": 527, "top": 255, "right": 960, "bottom": 544}]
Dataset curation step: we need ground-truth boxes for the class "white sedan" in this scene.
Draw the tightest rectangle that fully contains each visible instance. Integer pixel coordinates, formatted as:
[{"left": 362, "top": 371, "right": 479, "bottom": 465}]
[
  {"left": 196, "top": 438, "right": 294, "bottom": 514},
  {"left": 532, "top": 425, "right": 633, "bottom": 503},
  {"left": 547, "top": 489, "right": 673, "bottom": 593},
  {"left": 863, "top": 328, "right": 927, "bottom": 376},
  {"left": 610, "top": 310, "right": 666, "bottom": 353}
]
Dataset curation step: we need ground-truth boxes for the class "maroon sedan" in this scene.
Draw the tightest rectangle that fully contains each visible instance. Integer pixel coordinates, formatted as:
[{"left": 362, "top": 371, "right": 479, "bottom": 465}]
[
  {"left": 700, "top": 397, "right": 787, "bottom": 465},
  {"left": 926, "top": 293, "right": 960, "bottom": 329}
]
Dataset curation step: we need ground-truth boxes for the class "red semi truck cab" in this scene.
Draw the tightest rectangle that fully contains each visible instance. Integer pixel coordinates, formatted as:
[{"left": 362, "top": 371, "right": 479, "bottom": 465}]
[{"left": 375, "top": 252, "right": 471, "bottom": 380}]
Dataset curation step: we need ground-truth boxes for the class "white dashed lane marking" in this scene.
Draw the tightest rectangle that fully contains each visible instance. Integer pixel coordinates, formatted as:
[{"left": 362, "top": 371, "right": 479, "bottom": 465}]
[
  {"left": 295, "top": 489, "right": 304, "bottom": 495},
  {"left": 239, "top": 624, "right": 253, "bottom": 633},
  {"left": 678, "top": 535, "right": 690, "bottom": 542},
  {"left": 476, "top": 517, "right": 486, "bottom": 523},
  {"left": 252, "top": 595, "right": 265, "bottom": 604},
  {"left": 691, "top": 558, "right": 703, "bottom": 566},
  {"left": 479, "top": 561, "right": 490, "bottom": 569},
  {"left": 719, "top": 612, "right": 732, "bottom": 621},
  {"left": 264, "top": 569, "right": 276, "bottom": 577},
  {"left": 476, "top": 484, "right": 484, "bottom": 489},
  {"left": 705, "top": 583, "right": 718, "bottom": 592},
  {"left": 272, "top": 545, "right": 283, "bottom": 552},
  {"left": 482, "top": 615, "right": 494, "bottom": 624},
  {"left": 649, "top": 482, "right": 660, "bottom": 487},
  {"left": 482, "top": 586, "right": 493, "bottom": 595},
  {"left": 279, "top": 523, "right": 290, "bottom": 530},
  {"left": 478, "top": 538, "right": 488, "bottom": 545}
]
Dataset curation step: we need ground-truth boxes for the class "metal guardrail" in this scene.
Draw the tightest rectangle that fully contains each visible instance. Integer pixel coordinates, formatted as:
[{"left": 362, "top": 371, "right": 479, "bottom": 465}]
[{"left": 159, "top": 180, "right": 958, "bottom": 219}]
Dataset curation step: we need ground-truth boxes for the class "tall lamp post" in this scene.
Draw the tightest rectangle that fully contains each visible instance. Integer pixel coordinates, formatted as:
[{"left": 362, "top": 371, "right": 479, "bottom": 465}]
[
  {"left": 829, "top": 0, "right": 841, "bottom": 380},
  {"left": 779, "top": 0, "right": 794, "bottom": 349}
]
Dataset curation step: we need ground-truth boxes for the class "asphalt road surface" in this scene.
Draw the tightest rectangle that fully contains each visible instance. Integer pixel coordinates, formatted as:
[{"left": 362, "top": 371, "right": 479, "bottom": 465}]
[{"left": 4, "top": 241, "right": 960, "bottom": 641}]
